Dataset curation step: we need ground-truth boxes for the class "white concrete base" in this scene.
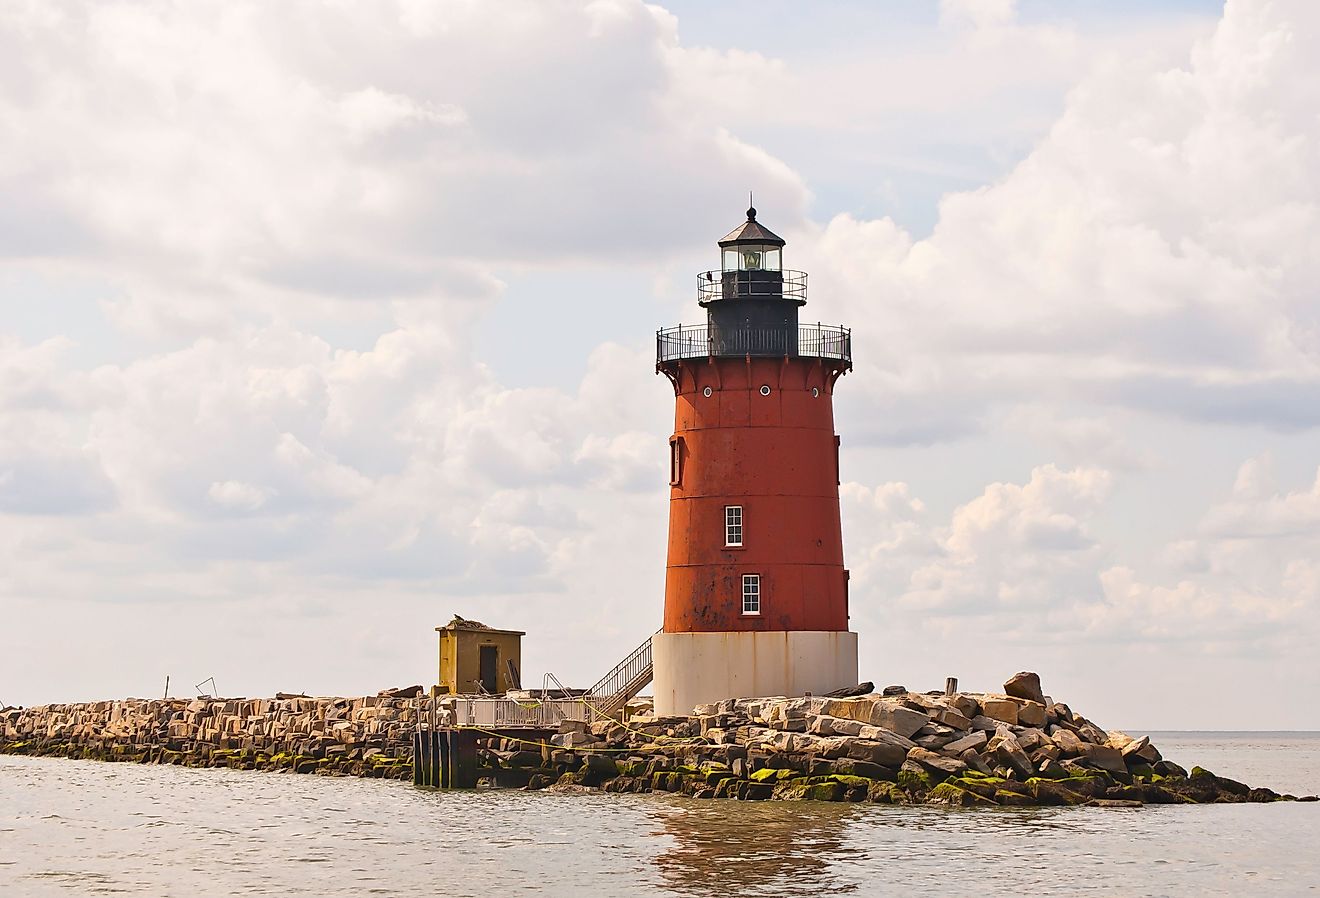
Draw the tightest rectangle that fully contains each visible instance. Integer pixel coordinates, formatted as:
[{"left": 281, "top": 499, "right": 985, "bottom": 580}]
[{"left": 651, "top": 630, "right": 858, "bottom": 717}]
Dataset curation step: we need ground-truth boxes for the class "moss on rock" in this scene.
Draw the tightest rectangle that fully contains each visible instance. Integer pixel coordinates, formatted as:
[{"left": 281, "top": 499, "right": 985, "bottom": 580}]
[
  {"left": 930, "top": 782, "right": 996, "bottom": 807},
  {"left": 806, "top": 782, "right": 845, "bottom": 802},
  {"left": 898, "top": 766, "right": 933, "bottom": 794}
]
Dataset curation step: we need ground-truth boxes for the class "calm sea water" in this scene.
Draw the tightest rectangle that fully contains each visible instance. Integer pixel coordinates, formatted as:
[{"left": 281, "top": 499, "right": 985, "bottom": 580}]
[{"left": 2, "top": 733, "right": 1317, "bottom": 897}]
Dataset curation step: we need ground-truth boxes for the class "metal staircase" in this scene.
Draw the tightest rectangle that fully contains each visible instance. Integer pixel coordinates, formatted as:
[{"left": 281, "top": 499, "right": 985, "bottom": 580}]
[{"left": 584, "top": 633, "right": 655, "bottom": 718}]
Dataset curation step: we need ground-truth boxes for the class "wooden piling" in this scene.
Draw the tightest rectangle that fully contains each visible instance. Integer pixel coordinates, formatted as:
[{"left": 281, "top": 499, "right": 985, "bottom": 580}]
[
  {"left": 945, "top": 677, "right": 958, "bottom": 696},
  {"left": 449, "top": 729, "right": 478, "bottom": 789},
  {"left": 411, "top": 731, "right": 417, "bottom": 786},
  {"left": 437, "top": 731, "right": 450, "bottom": 789},
  {"left": 412, "top": 727, "right": 486, "bottom": 790}
]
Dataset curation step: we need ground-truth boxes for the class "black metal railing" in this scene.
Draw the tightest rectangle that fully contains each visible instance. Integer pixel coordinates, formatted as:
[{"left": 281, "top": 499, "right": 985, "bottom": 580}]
[
  {"left": 657, "top": 323, "right": 852, "bottom": 366},
  {"left": 697, "top": 269, "right": 807, "bottom": 304}
]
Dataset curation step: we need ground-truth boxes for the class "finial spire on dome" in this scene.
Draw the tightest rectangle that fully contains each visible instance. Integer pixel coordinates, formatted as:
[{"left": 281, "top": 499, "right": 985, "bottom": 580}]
[{"left": 718, "top": 199, "right": 784, "bottom": 248}]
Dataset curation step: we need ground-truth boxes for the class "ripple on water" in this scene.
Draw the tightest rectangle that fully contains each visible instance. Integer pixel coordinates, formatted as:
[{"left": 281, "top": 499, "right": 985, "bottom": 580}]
[{"left": 2, "top": 745, "right": 1319, "bottom": 897}]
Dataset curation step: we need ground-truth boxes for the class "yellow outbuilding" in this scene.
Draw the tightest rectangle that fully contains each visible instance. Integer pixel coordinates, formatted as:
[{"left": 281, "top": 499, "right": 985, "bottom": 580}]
[{"left": 435, "top": 617, "right": 524, "bottom": 695}]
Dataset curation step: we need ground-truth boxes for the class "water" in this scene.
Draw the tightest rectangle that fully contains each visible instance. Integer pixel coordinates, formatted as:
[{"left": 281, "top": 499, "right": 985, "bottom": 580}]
[{"left": 1, "top": 733, "right": 1317, "bottom": 897}]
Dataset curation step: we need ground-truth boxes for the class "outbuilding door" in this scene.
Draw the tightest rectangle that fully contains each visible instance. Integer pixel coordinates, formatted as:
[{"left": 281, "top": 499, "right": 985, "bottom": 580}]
[{"left": 479, "top": 645, "right": 499, "bottom": 694}]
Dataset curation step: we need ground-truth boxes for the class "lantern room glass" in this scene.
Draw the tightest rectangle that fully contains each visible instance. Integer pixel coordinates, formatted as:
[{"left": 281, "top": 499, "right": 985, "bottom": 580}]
[{"left": 721, "top": 244, "right": 782, "bottom": 272}]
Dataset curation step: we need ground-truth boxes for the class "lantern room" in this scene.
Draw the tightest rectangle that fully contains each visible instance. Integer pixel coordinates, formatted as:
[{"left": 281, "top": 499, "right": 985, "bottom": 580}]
[{"left": 718, "top": 206, "right": 785, "bottom": 272}]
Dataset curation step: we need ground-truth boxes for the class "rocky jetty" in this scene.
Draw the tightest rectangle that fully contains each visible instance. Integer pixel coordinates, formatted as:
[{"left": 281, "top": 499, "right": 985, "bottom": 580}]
[
  {"left": 0, "top": 695, "right": 416, "bottom": 779},
  {"left": 497, "top": 672, "right": 1318, "bottom": 807},
  {"left": 3, "top": 673, "right": 1316, "bottom": 807}
]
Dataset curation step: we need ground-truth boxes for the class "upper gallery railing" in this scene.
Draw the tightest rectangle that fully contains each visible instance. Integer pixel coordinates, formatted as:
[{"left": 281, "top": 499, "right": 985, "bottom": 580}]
[
  {"left": 697, "top": 269, "right": 807, "bottom": 305},
  {"left": 656, "top": 323, "right": 852, "bottom": 366}
]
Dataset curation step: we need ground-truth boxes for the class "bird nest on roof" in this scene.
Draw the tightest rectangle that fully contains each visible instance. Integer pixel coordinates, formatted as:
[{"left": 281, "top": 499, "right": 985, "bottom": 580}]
[{"left": 444, "top": 614, "right": 493, "bottom": 630}]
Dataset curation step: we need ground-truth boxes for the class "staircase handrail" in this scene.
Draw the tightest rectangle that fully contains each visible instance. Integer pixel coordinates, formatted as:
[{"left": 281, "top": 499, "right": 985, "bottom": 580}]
[{"left": 586, "top": 633, "right": 655, "bottom": 698}]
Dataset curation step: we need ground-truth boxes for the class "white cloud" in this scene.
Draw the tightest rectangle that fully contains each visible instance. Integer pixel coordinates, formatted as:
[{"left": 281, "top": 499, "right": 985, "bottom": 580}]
[
  {"left": 206, "top": 480, "right": 270, "bottom": 512},
  {"left": 851, "top": 465, "right": 1113, "bottom": 621},
  {"left": 800, "top": 0, "right": 1320, "bottom": 445},
  {"left": 336, "top": 87, "right": 466, "bottom": 142},
  {"left": 1202, "top": 456, "right": 1320, "bottom": 539},
  {"left": 1, "top": 0, "right": 1318, "bottom": 727},
  {"left": 0, "top": 0, "right": 808, "bottom": 338},
  {"left": 843, "top": 459, "right": 1319, "bottom": 665},
  {"left": 940, "top": 0, "right": 1018, "bottom": 31}
]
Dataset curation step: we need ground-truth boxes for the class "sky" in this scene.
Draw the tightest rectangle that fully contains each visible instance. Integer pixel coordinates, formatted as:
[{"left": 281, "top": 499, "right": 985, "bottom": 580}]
[{"left": 2, "top": 0, "right": 1318, "bottom": 730}]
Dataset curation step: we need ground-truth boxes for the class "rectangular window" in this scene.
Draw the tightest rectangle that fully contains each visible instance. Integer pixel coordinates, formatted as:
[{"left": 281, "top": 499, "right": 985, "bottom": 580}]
[
  {"left": 742, "top": 574, "right": 761, "bottom": 615},
  {"left": 669, "top": 437, "right": 683, "bottom": 486},
  {"left": 725, "top": 505, "right": 743, "bottom": 547}
]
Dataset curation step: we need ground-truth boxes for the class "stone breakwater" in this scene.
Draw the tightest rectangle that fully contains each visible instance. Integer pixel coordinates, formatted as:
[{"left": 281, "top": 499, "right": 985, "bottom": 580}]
[
  {"left": 1, "top": 695, "right": 417, "bottom": 779},
  {"left": 3, "top": 673, "right": 1317, "bottom": 807},
  {"left": 533, "top": 674, "right": 1318, "bottom": 807}
]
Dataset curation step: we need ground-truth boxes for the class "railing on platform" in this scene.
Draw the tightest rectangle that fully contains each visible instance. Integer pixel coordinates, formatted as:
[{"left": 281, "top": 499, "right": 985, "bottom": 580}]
[
  {"left": 656, "top": 323, "right": 851, "bottom": 366},
  {"left": 696, "top": 269, "right": 808, "bottom": 304},
  {"left": 449, "top": 697, "right": 588, "bottom": 728}
]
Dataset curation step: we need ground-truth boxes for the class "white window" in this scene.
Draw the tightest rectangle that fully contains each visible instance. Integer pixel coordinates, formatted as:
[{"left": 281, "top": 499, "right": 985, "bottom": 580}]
[
  {"left": 725, "top": 505, "right": 743, "bottom": 547},
  {"left": 669, "top": 437, "right": 683, "bottom": 486},
  {"left": 742, "top": 574, "right": 761, "bottom": 615}
]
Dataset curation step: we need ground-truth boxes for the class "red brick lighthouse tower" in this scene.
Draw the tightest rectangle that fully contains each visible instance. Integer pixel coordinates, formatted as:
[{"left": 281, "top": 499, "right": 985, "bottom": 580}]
[{"left": 652, "top": 206, "right": 857, "bottom": 715}]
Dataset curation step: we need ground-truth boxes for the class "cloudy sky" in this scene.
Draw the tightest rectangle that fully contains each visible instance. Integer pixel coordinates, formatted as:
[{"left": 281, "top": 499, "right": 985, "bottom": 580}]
[{"left": 2, "top": 0, "right": 1317, "bottom": 729}]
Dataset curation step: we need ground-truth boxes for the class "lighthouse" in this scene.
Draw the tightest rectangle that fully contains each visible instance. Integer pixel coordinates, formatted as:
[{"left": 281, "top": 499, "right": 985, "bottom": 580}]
[{"left": 651, "top": 206, "right": 858, "bottom": 716}]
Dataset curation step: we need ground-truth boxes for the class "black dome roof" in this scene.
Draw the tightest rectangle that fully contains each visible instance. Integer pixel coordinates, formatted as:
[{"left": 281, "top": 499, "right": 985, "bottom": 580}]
[{"left": 717, "top": 206, "right": 785, "bottom": 247}]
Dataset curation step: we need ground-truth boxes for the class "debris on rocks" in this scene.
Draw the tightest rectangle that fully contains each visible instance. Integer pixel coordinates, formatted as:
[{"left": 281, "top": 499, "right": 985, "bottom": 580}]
[
  {"left": 378, "top": 685, "right": 424, "bottom": 699},
  {"left": 823, "top": 682, "right": 874, "bottom": 698}
]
